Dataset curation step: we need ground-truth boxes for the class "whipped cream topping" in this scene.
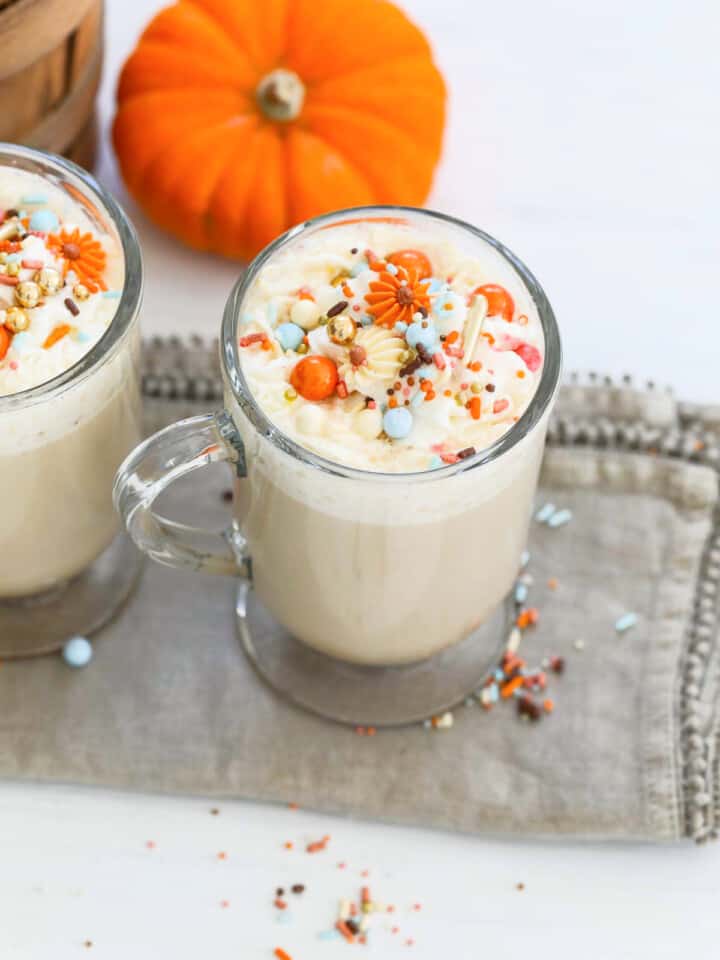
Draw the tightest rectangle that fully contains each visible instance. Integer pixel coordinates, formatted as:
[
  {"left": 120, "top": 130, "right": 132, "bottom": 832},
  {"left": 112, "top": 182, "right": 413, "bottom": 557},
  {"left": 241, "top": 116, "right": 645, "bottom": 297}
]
[
  {"left": 0, "top": 166, "right": 123, "bottom": 397},
  {"left": 238, "top": 220, "right": 545, "bottom": 472}
]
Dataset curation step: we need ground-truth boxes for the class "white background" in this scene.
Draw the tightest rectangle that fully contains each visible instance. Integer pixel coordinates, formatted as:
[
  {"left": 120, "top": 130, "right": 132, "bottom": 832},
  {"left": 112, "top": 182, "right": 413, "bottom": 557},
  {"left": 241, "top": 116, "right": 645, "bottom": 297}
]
[{"left": 2, "top": 1, "right": 720, "bottom": 957}]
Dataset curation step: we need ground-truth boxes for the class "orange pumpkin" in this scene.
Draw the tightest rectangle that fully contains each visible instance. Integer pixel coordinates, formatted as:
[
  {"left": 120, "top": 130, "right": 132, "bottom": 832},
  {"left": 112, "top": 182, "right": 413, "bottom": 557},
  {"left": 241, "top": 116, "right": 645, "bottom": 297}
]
[{"left": 112, "top": 0, "right": 446, "bottom": 261}]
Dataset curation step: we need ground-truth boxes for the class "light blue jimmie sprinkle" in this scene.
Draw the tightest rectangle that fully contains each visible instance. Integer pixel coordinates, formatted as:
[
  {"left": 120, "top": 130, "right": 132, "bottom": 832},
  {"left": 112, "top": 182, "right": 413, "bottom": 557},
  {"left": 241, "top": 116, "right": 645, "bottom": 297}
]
[
  {"left": 318, "top": 930, "right": 341, "bottom": 941},
  {"left": 429, "top": 455, "right": 443, "bottom": 469},
  {"left": 520, "top": 549, "right": 530, "bottom": 569},
  {"left": 359, "top": 314, "right": 374, "bottom": 326},
  {"left": 410, "top": 391, "right": 426, "bottom": 408},
  {"left": 102, "top": 290, "right": 122, "bottom": 299},
  {"left": 350, "top": 260, "right": 367, "bottom": 277},
  {"left": 385, "top": 262, "right": 398, "bottom": 275},
  {"left": 514, "top": 582, "right": 528, "bottom": 605},
  {"left": 494, "top": 669, "right": 505, "bottom": 682},
  {"left": 20, "top": 194, "right": 48, "bottom": 205},
  {"left": 75, "top": 330, "right": 93, "bottom": 343},
  {"left": 615, "top": 612, "right": 638, "bottom": 633},
  {"left": 4, "top": 253, "right": 20, "bottom": 263},
  {"left": 535, "top": 502, "right": 556, "bottom": 523},
  {"left": 266, "top": 301, "right": 278, "bottom": 326},
  {"left": 547, "top": 508, "right": 573, "bottom": 528}
]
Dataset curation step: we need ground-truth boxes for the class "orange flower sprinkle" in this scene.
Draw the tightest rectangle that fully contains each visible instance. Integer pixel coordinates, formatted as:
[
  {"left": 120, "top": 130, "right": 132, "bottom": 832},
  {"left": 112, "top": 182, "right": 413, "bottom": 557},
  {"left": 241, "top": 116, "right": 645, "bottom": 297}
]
[
  {"left": 47, "top": 228, "right": 107, "bottom": 292},
  {"left": 364, "top": 265, "right": 430, "bottom": 327}
]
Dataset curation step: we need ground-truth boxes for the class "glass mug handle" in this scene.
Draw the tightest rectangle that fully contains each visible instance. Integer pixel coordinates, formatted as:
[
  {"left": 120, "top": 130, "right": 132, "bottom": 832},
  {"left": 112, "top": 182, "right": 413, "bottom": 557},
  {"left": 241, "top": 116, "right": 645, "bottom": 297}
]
[{"left": 113, "top": 411, "right": 249, "bottom": 576}]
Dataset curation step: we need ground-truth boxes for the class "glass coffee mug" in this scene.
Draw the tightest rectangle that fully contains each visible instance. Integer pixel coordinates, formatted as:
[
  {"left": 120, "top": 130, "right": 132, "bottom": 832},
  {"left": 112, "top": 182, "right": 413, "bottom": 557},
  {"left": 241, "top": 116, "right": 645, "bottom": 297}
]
[
  {"left": 0, "top": 144, "right": 143, "bottom": 658},
  {"left": 114, "top": 207, "right": 561, "bottom": 725}
]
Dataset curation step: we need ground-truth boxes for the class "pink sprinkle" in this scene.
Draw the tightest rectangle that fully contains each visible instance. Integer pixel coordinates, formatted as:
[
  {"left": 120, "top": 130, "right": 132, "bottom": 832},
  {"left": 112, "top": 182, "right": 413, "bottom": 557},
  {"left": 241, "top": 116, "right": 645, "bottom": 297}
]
[
  {"left": 337, "top": 862, "right": 347, "bottom": 870},
  {"left": 402, "top": 387, "right": 411, "bottom": 397},
  {"left": 432, "top": 352, "right": 446, "bottom": 370},
  {"left": 22, "top": 258, "right": 43, "bottom": 270},
  {"left": 392, "top": 926, "right": 400, "bottom": 934},
  {"left": 367, "top": 400, "right": 376, "bottom": 410},
  {"left": 145, "top": 841, "right": 156, "bottom": 850},
  {"left": 360, "top": 869, "right": 369, "bottom": 878},
  {"left": 493, "top": 399, "right": 510, "bottom": 414},
  {"left": 352, "top": 304, "right": 361, "bottom": 312},
  {"left": 514, "top": 342, "right": 542, "bottom": 372},
  {"left": 440, "top": 453, "right": 460, "bottom": 464},
  {"left": 238, "top": 332, "right": 266, "bottom": 347},
  {"left": 460, "top": 382, "right": 469, "bottom": 390},
  {"left": 405, "top": 938, "right": 415, "bottom": 946},
  {"left": 220, "top": 900, "right": 230, "bottom": 909},
  {"left": 445, "top": 346, "right": 464, "bottom": 358},
  {"left": 0, "top": 275, "right": 19, "bottom": 286},
  {"left": 336, "top": 380, "right": 348, "bottom": 399},
  {"left": 9, "top": 361, "right": 18, "bottom": 370},
  {"left": 430, "top": 443, "right": 447, "bottom": 453}
]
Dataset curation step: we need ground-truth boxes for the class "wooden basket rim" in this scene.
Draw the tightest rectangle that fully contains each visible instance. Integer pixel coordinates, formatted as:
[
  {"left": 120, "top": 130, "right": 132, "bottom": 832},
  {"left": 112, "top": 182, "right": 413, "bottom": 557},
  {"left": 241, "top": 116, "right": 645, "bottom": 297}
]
[{"left": 0, "top": 0, "right": 99, "bottom": 80}]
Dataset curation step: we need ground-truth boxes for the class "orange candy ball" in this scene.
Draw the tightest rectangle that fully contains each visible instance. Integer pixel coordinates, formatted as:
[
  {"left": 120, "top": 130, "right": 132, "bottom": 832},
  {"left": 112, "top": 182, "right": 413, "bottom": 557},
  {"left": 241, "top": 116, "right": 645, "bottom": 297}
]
[
  {"left": 473, "top": 283, "right": 515, "bottom": 321},
  {"left": 290, "top": 355, "right": 338, "bottom": 401},
  {"left": 387, "top": 249, "right": 433, "bottom": 279}
]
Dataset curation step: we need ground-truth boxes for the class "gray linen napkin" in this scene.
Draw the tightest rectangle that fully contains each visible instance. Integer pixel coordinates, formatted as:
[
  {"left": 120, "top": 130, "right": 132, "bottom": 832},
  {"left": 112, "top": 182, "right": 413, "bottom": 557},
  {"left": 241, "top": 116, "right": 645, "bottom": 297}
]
[{"left": 0, "top": 340, "right": 718, "bottom": 843}]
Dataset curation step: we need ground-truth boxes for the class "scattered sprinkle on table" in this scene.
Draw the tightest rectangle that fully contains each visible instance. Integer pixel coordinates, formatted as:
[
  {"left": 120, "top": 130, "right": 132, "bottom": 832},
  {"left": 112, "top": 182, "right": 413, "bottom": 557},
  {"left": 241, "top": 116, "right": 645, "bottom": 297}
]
[
  {"left": 306, "top": 835, "right": 330, "bottom": 853},
  {"left": 516, "top": 882, "right": 526, "bottom": 891},
  {"left": 535, "top": 502, "right": 556, "bottom": 523},
  {"left": 615, "top": 612, "right": 638, "bottom": 633},
  {"left": 547, "top": 508, "right": 573, "bottom": 528},
  {"left": 274, "top": 949, "right": 294, "bottom": 960},
  {"left": 145, "top": 840, "right": 156, "bottom": 850},
  {"left": 210, "top": 808, "right": 220, "bottom": 815}
]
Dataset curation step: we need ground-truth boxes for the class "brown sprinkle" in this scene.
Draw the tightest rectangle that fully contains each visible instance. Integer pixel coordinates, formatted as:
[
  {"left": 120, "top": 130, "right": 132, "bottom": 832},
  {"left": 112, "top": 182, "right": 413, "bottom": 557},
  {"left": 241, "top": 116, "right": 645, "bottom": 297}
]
[
  {"left": 64, "top": 297, "right": 79, "bottom": 316},
  {"left": 276, "top": 887, "right": 285, "bottom": 897},
  {"left": 485, "top": 383, "right": 496, "bottom": 392},
  {"left": 457, "top": 446, "right": 476, "bottom": 460},
  {"left": 327, "top": 300, "right": 348, "bottom": 318},
  {"left": 400, "top": 354, "right": 423, "bottom": 378},
  {"left": 291, "top": 883, "right": 305, "bottom": 894}
]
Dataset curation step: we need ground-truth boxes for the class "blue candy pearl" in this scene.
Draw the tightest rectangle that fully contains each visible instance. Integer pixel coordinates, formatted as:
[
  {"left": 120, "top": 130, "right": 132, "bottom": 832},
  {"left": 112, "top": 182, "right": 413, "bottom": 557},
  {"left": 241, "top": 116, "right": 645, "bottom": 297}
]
[
  {"left": 275, "top": 322, "right": 305, "bottom": 351},
  {"left": 383, "top": 407, "right": 413, "bottom": 439},
  {"left": 29, "top": 209, "right": 59, "bottom": 233},
  {"left": 406, "top": 321, "right": 437, "bottom": 353},
  {"left": 62, "top": 636, "right": 93, "bottom": 668},
  {"left": 394, "top": 320, "right": 408, "bottom": 335}
]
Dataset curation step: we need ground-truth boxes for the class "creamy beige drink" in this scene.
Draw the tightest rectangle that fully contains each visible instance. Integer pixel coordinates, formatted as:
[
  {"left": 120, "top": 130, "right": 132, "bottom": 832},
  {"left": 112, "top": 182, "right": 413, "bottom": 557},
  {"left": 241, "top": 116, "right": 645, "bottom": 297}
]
[
  {"left": 0, "top": 165, "right": 139, "bottom": 598},
  {"left": 231, "top": 216, "right": 552, "bottom": 664}
]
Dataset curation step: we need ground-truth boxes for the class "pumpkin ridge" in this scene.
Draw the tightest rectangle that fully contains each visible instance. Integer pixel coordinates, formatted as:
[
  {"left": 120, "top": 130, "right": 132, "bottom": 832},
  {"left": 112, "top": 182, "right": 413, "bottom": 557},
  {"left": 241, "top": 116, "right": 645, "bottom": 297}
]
[
  {"left": 142, "top": 3, "right": 249, "bottom": 66},
  {"left": 208, "top": 126, "right": 267, "bottom": 259},
  {"left": 185, "top": 0, "right": 260, "bottom": 69},
  {"left": 186, "top": 0, "right": 291, "bottom": 72},
  {"left": 304, "top": 101, "right": 443, "bottom": 151},
  {"left": 290, "top": 126, "right": 387, "bottom": 206},
  {"left": 117, "top": 103, "right": 254, "bottom": 193},
  {"left": 118, "top": 40, "right": 257, "bottom": 97}
]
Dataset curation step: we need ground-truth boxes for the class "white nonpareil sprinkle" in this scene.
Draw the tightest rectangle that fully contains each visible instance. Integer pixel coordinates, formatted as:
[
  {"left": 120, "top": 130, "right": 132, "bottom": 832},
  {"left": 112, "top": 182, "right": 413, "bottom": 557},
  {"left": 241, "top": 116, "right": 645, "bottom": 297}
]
[
  {"left": 535, "top": 502, "right": 556, "bottom": 523},
  {"left": 574, "top": 638, "right": 586, "bottom": 651},
  {"left": 434, "top": 711, "right": 454, "bottom": 729},
  {"left": 507, "top": 627, "right": 522, "bottom": 654},
  {"left": 547, "top": 508, "right": 573, "bottom": 528},
  {"left": 615, "top": 612, "right": 638, "bottom": 633}
]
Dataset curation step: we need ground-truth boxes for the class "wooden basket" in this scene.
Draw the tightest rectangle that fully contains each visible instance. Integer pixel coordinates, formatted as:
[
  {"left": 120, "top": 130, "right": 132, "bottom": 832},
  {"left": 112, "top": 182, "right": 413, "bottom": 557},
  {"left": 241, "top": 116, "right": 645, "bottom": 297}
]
[{"left": 0, "top": 0, "right": 103, "bottom": 170}]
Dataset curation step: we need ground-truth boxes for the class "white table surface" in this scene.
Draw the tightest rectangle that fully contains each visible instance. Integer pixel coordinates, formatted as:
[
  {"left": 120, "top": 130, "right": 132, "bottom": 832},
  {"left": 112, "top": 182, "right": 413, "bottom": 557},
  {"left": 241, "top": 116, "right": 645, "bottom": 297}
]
[{"left": 3, "top": 1, "right": 720, "bottom": 957}]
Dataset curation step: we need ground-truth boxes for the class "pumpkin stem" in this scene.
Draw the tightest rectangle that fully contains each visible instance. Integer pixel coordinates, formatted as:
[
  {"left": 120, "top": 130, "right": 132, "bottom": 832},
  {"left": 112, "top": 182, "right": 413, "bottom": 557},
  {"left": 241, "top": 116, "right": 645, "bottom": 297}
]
[{"left": 256, "top": 69, "right": 305, "bottom": 122}]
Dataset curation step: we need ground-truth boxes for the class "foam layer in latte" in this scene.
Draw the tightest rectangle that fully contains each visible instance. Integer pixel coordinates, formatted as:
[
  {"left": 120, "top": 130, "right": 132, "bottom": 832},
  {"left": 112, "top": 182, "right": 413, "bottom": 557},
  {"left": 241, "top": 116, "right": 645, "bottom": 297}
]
[{"left": 238, "top": 220, "right": 544, "bottom": 472}]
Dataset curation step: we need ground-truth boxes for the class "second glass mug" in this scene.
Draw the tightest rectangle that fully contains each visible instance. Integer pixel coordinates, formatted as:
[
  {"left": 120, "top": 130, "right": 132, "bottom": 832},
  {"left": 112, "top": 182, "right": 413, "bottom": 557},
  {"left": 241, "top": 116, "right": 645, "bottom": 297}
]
[{"left": 114, "top": 207, "right": 561, "bottom": 725}]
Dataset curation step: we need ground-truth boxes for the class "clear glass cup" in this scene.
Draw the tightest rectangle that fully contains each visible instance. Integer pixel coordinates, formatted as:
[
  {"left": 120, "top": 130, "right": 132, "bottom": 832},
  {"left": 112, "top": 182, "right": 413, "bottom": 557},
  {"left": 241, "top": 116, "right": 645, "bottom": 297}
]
[
  {"left": 114, "top": 207, "right": 560, "bottom": 725},
  {"left": 0, "top": 144, "right": 143, "bottom": 657}
]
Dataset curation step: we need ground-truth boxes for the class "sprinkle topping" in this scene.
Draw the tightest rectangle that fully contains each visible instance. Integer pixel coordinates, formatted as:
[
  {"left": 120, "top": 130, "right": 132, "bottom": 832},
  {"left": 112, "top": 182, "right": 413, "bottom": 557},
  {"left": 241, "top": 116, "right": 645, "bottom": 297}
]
[{"left": 237, "top": 222, "right": 545, "bottom": 472}]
